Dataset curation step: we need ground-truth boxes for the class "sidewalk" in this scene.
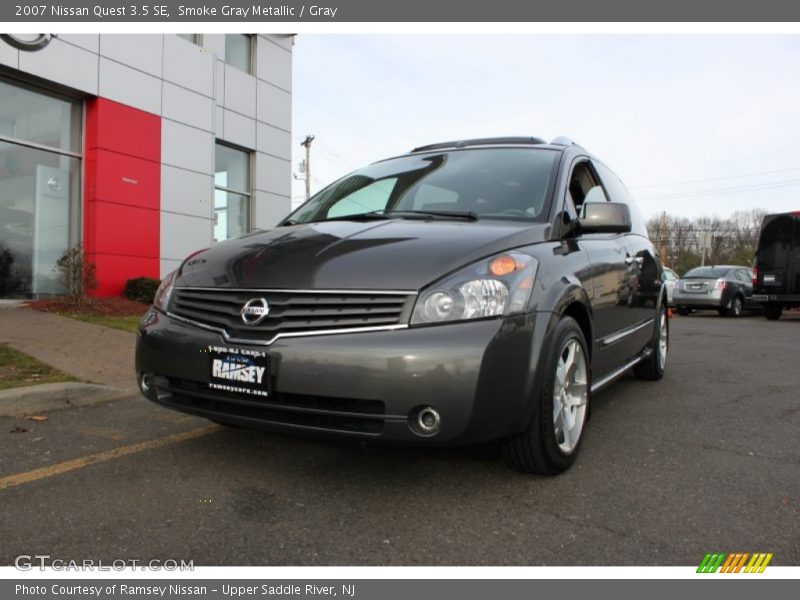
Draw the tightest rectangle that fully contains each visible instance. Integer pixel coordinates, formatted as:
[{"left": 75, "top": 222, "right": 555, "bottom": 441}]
[{"left": 0, "top": 306, "right": 137, "bottom": 393}]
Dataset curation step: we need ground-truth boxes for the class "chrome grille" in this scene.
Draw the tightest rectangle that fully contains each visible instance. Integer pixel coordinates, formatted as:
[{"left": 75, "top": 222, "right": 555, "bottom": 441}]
[{"left": 168, "top": 287, "right": 415, "bottom": 342}]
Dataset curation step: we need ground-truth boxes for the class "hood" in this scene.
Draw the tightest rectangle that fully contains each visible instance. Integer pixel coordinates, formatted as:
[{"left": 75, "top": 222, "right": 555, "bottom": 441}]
[{"left": 177, "top": 219, "right": 550, "bottom": 290}]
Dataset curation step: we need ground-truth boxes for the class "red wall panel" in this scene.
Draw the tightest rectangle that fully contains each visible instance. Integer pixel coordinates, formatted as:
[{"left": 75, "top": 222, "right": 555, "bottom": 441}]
[
  {"left": 85, "top": 98, "right": 160, "bottom": 161},
  {"left": 84, "top": 98, "right": 161, "bottom": 296},
  {"left": 91, "top": 255, "right": 162, "bottom": 299},
  {"left": 86, "top": 202, "right": 159, "bottom": 258},
  {"left": 85, "top": 148, "right": 160, "bottom": 210}
]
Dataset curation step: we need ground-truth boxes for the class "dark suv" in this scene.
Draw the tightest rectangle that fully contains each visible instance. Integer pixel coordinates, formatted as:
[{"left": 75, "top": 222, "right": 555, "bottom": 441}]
[
  {"left": 136, "top": 137, "right": 669, "bottom": 475},
  {"left": 753, "top": 211, "right": 800, "bottom": 320}
]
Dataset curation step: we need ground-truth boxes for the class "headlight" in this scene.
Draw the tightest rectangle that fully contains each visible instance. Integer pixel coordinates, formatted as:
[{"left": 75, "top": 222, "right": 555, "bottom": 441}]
[
  {"left": 153, "top": 270, "right": 178, "bottom": 313},
  {"left": 411, "top": 251, "right": 538, "bottom": 325}
]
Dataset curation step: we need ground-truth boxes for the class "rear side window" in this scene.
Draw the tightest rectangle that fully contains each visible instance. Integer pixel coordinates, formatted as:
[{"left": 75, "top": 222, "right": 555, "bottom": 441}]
[
  {"left": 684, "top": 267, "right": 730, "bottom": 279},
  {"left": 757, "top": 214, "right": 797, "bottom": 273},
  {"left": 758, "top": 214, "right": 796, "bottom": 253},
  {"left": 592, "top": 161, "right": 648, "bottom": 238}
]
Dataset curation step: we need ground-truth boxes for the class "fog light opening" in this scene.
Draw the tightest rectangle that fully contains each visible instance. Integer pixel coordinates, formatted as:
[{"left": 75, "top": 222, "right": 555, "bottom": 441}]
[{"left": 415, "top": 406, "right": 442, "bottom": 435}]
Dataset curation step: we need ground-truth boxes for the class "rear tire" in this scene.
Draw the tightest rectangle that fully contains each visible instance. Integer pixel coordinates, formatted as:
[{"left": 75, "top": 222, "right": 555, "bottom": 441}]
[
  {"left": 502, "top": 317, "right": 589, "bottom": 476},
  {"left": 634, "top": 304, "right": 668, "bottom": 381},
  {"left": 765, "top": 302, "right": 782, "bottom": 320},
  {"left": 677, "top": 306, "right": 690, "bottom": 316},
  {"left": 722, "top": 295, "right": 743, "bottom": 318}
]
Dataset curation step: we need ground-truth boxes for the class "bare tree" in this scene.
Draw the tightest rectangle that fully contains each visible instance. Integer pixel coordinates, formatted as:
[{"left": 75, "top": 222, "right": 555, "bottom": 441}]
[{"left": 646, "top": 210, "right": 767, "bottom": 274}]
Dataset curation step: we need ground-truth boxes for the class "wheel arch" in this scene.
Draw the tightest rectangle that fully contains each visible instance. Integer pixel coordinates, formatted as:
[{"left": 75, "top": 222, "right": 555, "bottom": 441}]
[
  {"left": 550, "top": 280, "right": 594, "bottom": 356},
  {"left": 561, "top": 300, "right": 593, "bottom": 359}
]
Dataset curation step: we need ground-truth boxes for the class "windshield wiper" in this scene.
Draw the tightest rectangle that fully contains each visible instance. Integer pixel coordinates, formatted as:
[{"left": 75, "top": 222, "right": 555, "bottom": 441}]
[
  {"left": 281, "top": 209, "right": 479, "bottom": 226},
  {"left": 386, "top": 210, "right": 479, "bottom": 222},
  {"left": 281, "top": 211, "right": 392, "bottom": 226}
]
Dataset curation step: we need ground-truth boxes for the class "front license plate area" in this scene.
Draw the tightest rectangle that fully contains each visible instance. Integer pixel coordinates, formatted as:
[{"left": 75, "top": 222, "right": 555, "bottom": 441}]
[{"left": 208, "top": 345, "right": 271, "bottom": 397}]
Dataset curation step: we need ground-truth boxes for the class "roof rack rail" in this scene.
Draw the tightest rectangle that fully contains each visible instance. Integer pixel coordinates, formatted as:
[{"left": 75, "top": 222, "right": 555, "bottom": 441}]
[
  {"left": 550, "top": 136, "right": 580, "bottom": 147},
  {"left": 411, "top": 136, "right": 546, "bottom": 153}
]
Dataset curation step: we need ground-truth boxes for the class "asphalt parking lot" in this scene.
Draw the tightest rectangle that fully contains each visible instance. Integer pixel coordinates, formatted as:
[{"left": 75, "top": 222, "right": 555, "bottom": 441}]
[{"left": 1, "top": 313, "right": 798, "bottom": 566}]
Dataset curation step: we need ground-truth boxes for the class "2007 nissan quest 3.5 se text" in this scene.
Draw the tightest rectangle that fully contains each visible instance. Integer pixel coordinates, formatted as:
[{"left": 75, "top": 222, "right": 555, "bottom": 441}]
[{"left": 136, "top": 137, "right": 669, "bottom": 475}]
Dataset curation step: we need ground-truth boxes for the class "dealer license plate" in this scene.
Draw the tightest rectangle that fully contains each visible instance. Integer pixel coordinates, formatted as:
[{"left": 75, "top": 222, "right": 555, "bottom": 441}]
[{"left": 208, "top": 345, "right": 271, "bottom": 397}]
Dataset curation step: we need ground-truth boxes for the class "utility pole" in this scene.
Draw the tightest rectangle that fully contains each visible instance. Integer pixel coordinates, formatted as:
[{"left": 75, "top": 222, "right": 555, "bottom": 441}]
[
  {"left": 300, "top": 135, "right": 315, "bottom": 200},
  {"left": 659, "top": 211, "right": 668, "bottom": 266},
  {"left": 699, "top": 231, "right": 711, "bottom": 267}
]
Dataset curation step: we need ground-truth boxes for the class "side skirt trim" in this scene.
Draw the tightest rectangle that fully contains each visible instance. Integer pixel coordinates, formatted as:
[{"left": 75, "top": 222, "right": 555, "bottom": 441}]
[{"left": 590, "top": 349, "right": 652, "bottom": 394}]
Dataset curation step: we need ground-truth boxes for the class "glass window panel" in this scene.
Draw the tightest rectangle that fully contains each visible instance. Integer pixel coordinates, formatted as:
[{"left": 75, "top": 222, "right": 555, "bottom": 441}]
[
  {"left": 177, "top": 34, "right": 199, "bottom": 44},
  {"left": 225, "top": 34, "right": 252, "bottom": 73},
  {"left": 411, "top": 183, "right": 459, "bottom": 210},
  {"left": 214, "top": 190, "right": 250, "bottom": 242},
  {"left": 0, "top": 142, "right": 80, "bottom": 297},
  {"left": 327, "top": 178, "right": 397, "bottom": 218},
  {"left": 214, "top": 144, "right": 250, "bottom": 194},
  {"left": 288, "top": 149, "right": 559, "bottom": 224},
  {"left": 0, "top": 80, "right": 81, "bottom": 153}
]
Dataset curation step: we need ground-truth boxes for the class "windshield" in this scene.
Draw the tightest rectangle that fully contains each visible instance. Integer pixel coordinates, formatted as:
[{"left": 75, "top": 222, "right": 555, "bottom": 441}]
[
  {"left": 285, "top": 148, "right": 559, "bottom": 224},
  {"left": 683, "top": 267, "right": 730, "bottom": 279}
]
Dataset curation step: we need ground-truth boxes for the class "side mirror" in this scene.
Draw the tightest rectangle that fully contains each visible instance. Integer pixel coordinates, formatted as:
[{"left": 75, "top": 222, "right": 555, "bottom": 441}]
[{"left": 578, "top": 202, "right": 632, "bottom": 234}]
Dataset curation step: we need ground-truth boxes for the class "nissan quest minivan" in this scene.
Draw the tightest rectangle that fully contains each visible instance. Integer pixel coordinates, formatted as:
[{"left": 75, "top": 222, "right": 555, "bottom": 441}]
[{"left": 136, "top": 137, "right": 669, "bottom": 475}]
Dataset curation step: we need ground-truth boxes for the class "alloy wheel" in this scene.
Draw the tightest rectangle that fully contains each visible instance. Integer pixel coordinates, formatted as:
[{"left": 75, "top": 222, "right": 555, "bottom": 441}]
[
  {"left": 733, "top": 297, "right": 743, "bottom": 317},
  {"left": 658, "top": 311, "right": 668, "bottom": 371},
  {"left": 552, "top": 338, "right": 588, "bottom": 453}
]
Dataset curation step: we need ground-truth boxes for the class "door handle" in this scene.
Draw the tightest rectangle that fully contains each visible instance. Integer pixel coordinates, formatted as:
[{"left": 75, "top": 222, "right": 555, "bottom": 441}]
[{"left": 625, "top": 256, "right": 644, "bottom": 265}]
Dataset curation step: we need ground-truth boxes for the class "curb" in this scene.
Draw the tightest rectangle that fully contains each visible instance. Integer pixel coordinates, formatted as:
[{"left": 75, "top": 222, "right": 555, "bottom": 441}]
[{"left": 0, "top": 382, "right": 134, "bottom": 418}]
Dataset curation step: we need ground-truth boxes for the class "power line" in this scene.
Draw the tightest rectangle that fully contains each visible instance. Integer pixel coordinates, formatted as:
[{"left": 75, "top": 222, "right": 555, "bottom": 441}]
[
  {"left": 316, "top": 147, "right": 353, "bottom": 173},
  {"left": 629, "top": 166, "right": 800, "bottom": 190},
  {"left": 315, "top": 139, "right": 359, "bottom": 171},
  {"left": 637, "top": 178, "right": 800, "bottom": 201}
]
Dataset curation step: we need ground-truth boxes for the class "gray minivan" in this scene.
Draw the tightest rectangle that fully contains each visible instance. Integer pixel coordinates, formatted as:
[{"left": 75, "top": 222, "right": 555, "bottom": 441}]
[{"left": 136, "top": 137, "right": 669, "bottom": 475}]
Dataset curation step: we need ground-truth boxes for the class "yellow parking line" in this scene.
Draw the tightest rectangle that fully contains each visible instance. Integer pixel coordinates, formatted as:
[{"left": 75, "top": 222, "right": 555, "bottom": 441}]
[{"left": 0, "top": 425, "right": 219, "bottom": 492}]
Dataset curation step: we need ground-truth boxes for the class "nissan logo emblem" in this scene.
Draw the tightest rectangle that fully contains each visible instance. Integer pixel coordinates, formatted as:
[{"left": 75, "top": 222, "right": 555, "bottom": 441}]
[
  {"left": 241, "top": 298, "right": 269, "bottom": 326},
  {"left": 0, "top": 34, "right": 54, "bottom": 52}
]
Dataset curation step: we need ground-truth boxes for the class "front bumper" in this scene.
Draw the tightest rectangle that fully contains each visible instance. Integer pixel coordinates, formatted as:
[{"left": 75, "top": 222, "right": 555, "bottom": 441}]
[{"left": 135, "top": 309, "right": 554, "bottom": 445}]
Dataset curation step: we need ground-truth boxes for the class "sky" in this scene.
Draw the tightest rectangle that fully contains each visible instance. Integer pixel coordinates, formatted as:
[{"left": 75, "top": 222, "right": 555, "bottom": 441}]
[{"left": 290, "top": 34, "right": 800, "bottom": 221}]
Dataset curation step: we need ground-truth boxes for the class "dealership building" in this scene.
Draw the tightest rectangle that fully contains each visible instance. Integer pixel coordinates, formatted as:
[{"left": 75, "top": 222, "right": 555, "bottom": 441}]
[{"left": 0, "top": 33, "right": 293, "bottom": 297}]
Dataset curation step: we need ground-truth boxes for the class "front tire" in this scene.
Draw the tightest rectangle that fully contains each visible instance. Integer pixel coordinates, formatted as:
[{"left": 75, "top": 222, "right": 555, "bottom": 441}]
[
  {"left": 503, "top": 317, "right": 589, "bottom": 476},
  {"left": 634, "top": 304, "right": 668, "bottom": 381}
]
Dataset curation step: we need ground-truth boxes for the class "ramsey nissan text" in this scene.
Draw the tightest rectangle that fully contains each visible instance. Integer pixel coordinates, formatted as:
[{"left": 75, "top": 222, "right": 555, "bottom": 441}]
[{"left": 136, "top": 137, "right": 669, "bottom": 475}]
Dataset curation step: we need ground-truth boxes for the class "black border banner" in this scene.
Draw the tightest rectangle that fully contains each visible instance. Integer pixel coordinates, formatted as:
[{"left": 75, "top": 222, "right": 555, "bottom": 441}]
[
  {"left": 4, "top": 579, "right": 799, "bottom": 600},
  {"left": 4, "top": 0, "right": 800, "bottom": 22}
]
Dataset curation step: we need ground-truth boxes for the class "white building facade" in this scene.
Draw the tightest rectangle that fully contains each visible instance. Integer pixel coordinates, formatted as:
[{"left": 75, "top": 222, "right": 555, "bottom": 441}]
[{"left": 0, "top": 34, "right": 293, "bottom": 296}]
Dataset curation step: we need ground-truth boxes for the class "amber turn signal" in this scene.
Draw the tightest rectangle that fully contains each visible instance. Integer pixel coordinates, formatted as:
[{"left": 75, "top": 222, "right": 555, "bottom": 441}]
[{"left": 489, "top": 254, "right": 522, "bottom": 276}]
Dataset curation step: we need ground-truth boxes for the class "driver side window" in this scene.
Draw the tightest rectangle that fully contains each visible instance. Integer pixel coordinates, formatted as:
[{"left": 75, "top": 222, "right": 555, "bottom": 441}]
[{"left": 567, "top": 162, "right": 608, "bottom": 219}]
